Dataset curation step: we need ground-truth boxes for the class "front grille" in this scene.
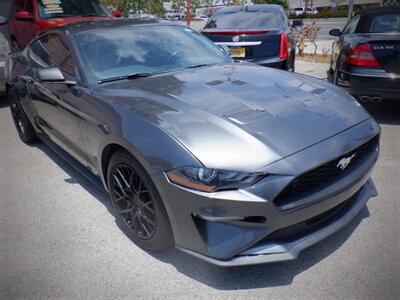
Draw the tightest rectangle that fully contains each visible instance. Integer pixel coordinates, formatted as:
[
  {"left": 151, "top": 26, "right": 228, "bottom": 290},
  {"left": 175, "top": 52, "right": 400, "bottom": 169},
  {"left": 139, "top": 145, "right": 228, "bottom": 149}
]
[
  {"left": 274, "top": 135, "right": 379, "bottom": 209},
  {"left": 259, "top": 190, "right": 360, "bottom": 244}
]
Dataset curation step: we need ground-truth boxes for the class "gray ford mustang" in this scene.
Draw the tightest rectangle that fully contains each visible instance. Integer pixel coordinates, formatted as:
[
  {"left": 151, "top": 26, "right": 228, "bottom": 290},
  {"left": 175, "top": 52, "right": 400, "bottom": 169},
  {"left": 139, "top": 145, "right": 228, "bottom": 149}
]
[{"left": 5, "top": 19, "right": 380, "bottom": 266}]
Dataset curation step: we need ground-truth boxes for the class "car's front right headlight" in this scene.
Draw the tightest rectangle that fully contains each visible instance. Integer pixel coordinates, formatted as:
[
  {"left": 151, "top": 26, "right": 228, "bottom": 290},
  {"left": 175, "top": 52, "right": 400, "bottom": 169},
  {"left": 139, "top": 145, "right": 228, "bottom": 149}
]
[{"left": 166, "top": 166, "right": 265, "bottom": 192}]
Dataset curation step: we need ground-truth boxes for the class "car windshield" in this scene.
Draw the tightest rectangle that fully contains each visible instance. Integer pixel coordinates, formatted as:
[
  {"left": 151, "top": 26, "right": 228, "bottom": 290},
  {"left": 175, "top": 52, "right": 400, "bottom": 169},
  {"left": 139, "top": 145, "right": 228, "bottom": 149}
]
[
  {"left": 205, "top": 11, "right": 280, "bottom": 29},
  {"left": 37, "top": 0, "right": 110, "bottom": 19},
  {"left": 370, "top": 14, "right": 400, "bottom": 33},
  {"left": 75, "top": 25, "right": 232, "bottom": 83}
]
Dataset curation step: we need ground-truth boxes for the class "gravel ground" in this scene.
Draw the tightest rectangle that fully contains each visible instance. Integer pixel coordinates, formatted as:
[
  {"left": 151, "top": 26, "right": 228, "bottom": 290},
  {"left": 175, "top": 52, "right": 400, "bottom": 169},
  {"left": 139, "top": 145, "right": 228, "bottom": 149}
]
[{"left": 0, "top": 63, "right": 399, "bottom": 299}]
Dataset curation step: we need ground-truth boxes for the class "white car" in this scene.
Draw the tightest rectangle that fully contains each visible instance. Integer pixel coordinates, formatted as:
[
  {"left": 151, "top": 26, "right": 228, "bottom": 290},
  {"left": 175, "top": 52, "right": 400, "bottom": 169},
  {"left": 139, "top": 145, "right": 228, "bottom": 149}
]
[
  {"left": 196, "top": 15, "right": 209, "bottom": 21},
  {"left": 293, "top": 7, "right": 318, "bottom": 16},
  {"left": 305, "top": 7, "right": 318, "bottom": 15},
  {"left": 294, "top": 7, "right": 304, "bottom": 16}
]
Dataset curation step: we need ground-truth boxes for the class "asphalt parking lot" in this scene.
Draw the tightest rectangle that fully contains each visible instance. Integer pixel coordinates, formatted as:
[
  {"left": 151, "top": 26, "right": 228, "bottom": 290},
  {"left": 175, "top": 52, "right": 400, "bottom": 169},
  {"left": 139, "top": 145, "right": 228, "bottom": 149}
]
[{"left": 0, "top": 63, "right": 399, "bottom": 299}]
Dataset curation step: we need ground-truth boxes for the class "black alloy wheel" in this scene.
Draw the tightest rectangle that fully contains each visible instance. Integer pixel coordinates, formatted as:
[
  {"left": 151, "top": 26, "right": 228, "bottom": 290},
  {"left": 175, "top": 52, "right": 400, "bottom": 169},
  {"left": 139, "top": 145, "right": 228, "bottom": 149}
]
[
  {"left": 9, "top": 88, "right": 39, "bottom": 143},
  {"left": 111, "top": 163, "right": 156, "bottom": 240},
  {"left": 107, "top": 150, "right": 174, "bottom": 250}
]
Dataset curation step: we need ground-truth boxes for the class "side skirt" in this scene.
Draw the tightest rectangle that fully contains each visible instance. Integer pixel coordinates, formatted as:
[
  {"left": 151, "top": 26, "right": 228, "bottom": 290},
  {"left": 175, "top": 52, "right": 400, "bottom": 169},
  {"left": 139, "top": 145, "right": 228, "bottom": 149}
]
[{"left": 38, "top": 133, "right": 107, "bottom": 194}]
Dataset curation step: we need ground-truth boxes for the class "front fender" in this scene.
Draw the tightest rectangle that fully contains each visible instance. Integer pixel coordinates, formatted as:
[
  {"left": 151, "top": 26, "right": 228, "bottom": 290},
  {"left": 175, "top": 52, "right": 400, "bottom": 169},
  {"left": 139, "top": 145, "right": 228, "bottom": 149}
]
[{"left": 95, "top": 109, "right": 203, "bottom": 190}]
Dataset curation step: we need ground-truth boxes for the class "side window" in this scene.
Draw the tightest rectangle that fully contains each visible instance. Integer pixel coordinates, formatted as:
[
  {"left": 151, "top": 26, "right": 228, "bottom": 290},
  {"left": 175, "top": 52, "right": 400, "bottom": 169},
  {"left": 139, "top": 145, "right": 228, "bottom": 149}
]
[
  {"left": 29, "top": 38, "right": 51, "bottom": 66},
  {"left": 43, "top": 34, "right": 76, "bottom": 75},
  {"left": 16, "top": 0, "right": 26, "bottom": 12},
  {"left": 29, "top": 33, "right": 76, "bottom": 76},
  {"left": 25, "top": 0, "right": 33, "bottom": 16},
  {"left": 343, "top": 15, "right": 360, "bottom": 34}
]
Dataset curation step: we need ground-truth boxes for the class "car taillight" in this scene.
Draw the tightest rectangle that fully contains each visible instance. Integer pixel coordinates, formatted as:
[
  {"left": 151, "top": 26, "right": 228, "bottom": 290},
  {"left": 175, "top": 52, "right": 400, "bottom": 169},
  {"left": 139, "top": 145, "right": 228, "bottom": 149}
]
[
  {"left": 347, "top": 43, "right": 380, "bottom": 67},
  {"left": 279, "top": 32, "right": 288, "bottom": 60}
]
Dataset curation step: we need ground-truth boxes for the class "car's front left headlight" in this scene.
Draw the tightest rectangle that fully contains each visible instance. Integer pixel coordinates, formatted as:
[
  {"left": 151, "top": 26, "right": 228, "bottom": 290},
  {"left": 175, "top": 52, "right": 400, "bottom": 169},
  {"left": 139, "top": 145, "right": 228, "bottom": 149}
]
[{"left": 166, "top": 166, "right": 265, "bottom": 192}]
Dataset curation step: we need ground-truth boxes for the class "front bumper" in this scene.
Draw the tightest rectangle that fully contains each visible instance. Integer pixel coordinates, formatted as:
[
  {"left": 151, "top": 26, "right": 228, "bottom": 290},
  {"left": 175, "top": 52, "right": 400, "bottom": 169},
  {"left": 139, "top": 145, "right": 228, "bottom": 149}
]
[
  {"left": 178, "top": 179, "right": 377, "bottom": 267},
  {"left": 338, "top": 67, "right": 400, "bottom": 100},
  {"left": 151, "top": 119, "right": 380, "bottom": 266}
]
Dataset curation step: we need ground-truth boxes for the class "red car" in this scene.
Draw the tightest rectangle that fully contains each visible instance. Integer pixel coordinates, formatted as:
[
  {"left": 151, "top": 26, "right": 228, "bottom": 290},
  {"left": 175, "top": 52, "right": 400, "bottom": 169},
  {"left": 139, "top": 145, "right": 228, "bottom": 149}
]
[{"left": 9, "top": 0, "right": 120, "bottom": 51}]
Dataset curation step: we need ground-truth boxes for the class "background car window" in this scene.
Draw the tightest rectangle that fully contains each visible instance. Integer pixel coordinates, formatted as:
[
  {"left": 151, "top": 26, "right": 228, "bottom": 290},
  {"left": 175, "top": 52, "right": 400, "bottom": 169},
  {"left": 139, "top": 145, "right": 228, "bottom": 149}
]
[
  {"left": 205, "top": 11, "right": 280, "bottom": 29},
  {"left": 370, "top": 14, "right": 400, "bottom": 33},
  {"left": 76, "top": 25, "right": 232, "bottom": 82},
  {"left": 16, "top": 0, "right": 25, "bottom": 12},
  {"left": 29, "top": 34, "right": 76, "bottom": 76},
  {"left": 342, "top": 15, "right": 360, "bottom": 34},
  {"left": 25, "top": 0, "right": 33, "bottom": 16}
]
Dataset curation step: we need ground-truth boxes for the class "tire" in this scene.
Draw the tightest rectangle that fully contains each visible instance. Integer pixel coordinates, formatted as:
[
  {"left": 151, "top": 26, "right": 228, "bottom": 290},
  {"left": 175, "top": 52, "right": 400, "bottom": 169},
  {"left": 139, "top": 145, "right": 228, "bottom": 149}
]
[
  {"left": 333, "top": 65, "right": 339, "bottom": 85},
  {"left": 290, "top": 52, "right": 295, "bottom": 72},
  {"left": 9, "top": 88, "right": 39, "bottom": 144},
  {"left": 107, "top": 150, "right": 174, "bottom": 251},
  {"left": 283, "top": 53, "right": 295, "bottom": 72},
  {"left": 327, "top": 68, "right": 334, "bottom": 83}
]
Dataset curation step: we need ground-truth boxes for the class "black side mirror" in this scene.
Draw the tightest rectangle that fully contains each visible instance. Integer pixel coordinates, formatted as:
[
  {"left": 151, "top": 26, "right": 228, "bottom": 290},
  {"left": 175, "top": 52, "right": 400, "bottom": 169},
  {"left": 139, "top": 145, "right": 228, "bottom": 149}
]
[
  {"left": 219, "top": 45, "right": 231, "bottom": 56},
  {"left": 292, "top": 19, "right": 302, "bottom": 28},
  {"left": 329, "top": 29, "right": 341, "bottom": 37},
  {"left": 35, "top": 67, "right": 76, "bottom": 85},
  {"left": 0, "top": 16, "right": 7, "bottom": 25}
]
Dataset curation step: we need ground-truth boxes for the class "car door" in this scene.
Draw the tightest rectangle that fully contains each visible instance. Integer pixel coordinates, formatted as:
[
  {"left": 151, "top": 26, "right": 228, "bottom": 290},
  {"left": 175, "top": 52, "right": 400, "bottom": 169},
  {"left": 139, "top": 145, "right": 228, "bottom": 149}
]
[
  {"left": 27, "top": 32, "right": 88, "bottom": 165},
  {"left": 12, "top": 0, "right": 34, "bottom": 49},
  {"left": 332, "top": 15, "right": 360, "bottom": 73},
  {"left": 20, "top": 0, "right": 35, "bottom": 47}
]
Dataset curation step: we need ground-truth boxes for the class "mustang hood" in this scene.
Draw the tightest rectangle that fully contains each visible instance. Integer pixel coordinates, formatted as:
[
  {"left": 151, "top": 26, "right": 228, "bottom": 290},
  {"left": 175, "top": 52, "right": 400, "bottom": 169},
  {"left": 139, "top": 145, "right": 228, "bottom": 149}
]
[{"left": 99, "top": 63, "right": 371, "bottom": 171}]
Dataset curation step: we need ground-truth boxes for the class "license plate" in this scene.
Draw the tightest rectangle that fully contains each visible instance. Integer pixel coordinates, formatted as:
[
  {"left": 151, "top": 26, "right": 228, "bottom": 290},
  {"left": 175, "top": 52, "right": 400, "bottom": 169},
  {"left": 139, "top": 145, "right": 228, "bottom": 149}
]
[{"left": 230, "top": 47, "right": 246, "bottom": 58}]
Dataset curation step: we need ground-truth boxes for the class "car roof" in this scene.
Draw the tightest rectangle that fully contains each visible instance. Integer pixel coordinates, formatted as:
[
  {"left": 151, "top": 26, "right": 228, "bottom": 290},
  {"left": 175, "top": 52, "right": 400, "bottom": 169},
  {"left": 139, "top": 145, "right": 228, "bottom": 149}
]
[
  {"left": 356, "top": 6, "right": 400, "bottom": 33},
  {"left": 48, "top": 18, "right": 162, "bottom": 35},
  {"left": 359, "top": 6, "right": 400, "bottom": 17},
  {"left": 214, "top": 4, "right": 284, "bottom": 15}
]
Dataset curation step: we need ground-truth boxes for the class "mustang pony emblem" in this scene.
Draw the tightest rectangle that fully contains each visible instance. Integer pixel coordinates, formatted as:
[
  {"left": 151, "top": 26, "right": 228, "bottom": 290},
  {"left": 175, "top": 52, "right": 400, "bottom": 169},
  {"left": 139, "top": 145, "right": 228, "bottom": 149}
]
[{"left": 337, "top": 153, "right": 356, "bottom": 171}]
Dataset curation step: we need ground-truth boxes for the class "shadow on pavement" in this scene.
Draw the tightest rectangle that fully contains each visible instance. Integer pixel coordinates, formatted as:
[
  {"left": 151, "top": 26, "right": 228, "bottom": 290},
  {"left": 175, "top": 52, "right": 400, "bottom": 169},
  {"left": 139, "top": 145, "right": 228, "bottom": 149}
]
[
  {"left": 0, "top": 95, "right": 9, "bottom": 108},
  {"left": 32, "top": 142, "right": 114, "bottom": 216},
  {"left": 361, "top": 101, "right": 400, "bottom": 126}
]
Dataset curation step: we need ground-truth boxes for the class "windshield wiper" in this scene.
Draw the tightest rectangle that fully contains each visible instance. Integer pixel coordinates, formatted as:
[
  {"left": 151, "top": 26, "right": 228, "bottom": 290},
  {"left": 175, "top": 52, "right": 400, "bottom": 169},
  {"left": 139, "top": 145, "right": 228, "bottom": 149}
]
[
  {"left": 98, "top": 72, "right": 156, "bottom": 84},
  {"left": 186, "top": 63, "right": 217, "bottom": 69}
]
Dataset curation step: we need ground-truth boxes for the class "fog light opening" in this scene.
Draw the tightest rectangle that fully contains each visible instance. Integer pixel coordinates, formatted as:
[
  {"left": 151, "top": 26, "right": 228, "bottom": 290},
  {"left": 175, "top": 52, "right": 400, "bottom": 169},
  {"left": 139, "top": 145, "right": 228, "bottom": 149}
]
[{"left": 193, "top": 213, "right": 267, "bottom": 224}]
